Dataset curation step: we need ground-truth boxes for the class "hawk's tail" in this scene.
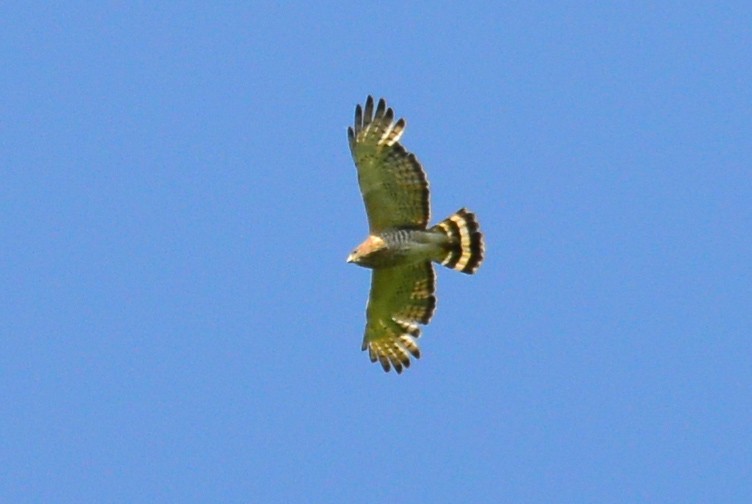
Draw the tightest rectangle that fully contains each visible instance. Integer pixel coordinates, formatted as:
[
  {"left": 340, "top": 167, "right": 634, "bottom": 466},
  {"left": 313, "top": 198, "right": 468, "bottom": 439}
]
[{"left": 431, "top": 208, "right": 485, "bottom": 274}]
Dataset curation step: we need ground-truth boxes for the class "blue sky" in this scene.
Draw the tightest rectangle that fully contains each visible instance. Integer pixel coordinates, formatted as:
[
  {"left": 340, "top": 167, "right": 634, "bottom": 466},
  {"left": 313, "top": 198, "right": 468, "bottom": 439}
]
[{"left": 2, "top": 2, "right": 750, "bottom": 502}]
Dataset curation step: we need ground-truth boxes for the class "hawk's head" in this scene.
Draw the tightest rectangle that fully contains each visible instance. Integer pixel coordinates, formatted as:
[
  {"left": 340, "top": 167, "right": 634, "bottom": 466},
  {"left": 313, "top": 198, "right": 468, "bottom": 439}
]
[{"left": 347, "top": 235, "right": 387, "bottom": 268}]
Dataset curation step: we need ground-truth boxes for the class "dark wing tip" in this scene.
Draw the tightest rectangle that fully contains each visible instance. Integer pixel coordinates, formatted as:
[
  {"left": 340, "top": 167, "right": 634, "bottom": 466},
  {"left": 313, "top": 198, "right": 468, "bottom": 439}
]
[
  {"left": 383, "top": 106, "right": 394, "bottom": 124},
  {"left": 354, "top": 104, "right": 363, "bottom": 132},
  {"left": 379, "top": 355, "right": 390, "bottom": 372},
  {"left": 363, "top": 96, "right": 375, "bottom": 127},
  {"left": 393, "top": 359, "right": 404, "bottom": 374},
  {"left": 374, "top": 98, "right": 387, "bottom": 120}
]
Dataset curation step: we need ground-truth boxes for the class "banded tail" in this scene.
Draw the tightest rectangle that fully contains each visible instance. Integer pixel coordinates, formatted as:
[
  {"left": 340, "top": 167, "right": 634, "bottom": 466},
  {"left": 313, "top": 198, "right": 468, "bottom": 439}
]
[{"left": 432, "top": 208, "right": 485, "bottom": 274}]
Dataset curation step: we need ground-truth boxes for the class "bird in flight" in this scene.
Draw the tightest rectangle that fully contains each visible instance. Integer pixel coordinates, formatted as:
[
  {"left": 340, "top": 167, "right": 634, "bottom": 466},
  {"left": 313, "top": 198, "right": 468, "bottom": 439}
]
[{"left": 347, "top": 96, "right": 484, "bottom": 373}]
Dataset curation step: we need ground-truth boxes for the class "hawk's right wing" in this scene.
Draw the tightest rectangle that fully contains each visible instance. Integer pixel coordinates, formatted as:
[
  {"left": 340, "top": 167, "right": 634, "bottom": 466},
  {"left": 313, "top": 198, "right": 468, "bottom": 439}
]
[
  {"left": 362, "top": 261, "right": 437, "bottom": 373},
  {"left": 348, "top": 96, "right": 430, "bottom": 233}
]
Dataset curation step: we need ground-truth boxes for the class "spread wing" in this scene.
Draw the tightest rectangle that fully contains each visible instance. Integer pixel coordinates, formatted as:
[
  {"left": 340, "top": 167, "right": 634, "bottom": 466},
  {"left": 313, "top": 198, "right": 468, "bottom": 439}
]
[
  {"left": 362, "top": 261, "right": 437, "bottom": 373},
  {"left": 348, "top": 96, "right": 430, "bottom": 233}
]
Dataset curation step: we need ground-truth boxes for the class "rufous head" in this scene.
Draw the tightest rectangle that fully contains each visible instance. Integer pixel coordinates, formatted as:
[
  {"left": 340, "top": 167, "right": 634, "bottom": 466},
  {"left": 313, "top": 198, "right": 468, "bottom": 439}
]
[{"left": 346, "top": 235, "right": 386, "bottom": 265}]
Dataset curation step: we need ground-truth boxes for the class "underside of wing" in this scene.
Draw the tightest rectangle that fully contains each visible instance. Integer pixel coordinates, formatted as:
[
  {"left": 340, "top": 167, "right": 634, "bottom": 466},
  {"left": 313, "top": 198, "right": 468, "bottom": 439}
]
[
  {"left": 362, "top": 262, "right": 437, "bottom": 373},
  {"left": 348, "top": 96, "right": 430, "bottom": 233}
]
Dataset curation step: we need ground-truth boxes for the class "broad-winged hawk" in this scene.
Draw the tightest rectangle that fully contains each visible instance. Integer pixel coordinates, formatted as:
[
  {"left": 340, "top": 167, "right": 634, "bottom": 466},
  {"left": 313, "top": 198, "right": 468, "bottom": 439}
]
[{"left": 346, "top": 97, "right": 485, "bottom": 374}]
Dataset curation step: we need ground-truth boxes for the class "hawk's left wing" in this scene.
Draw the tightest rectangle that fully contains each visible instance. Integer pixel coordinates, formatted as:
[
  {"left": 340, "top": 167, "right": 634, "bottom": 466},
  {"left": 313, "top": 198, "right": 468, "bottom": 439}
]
[
  {"left": 362, "top": 261, "right": 437, "bottom": 373},
  {"left": 348, "top": 96, "right": 430, "bottom": 233}
]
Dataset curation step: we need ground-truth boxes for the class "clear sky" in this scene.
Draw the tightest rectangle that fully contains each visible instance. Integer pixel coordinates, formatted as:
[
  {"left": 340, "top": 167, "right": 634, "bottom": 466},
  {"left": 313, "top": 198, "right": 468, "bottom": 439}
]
[{"left": 2, "top": 2, "right": 750, "bottom": 502}]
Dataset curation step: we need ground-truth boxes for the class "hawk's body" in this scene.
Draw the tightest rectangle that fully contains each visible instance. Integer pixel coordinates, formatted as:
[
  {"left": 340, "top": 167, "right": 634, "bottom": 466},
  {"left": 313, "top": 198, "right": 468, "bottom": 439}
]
[{"left": 347, "top": 96, "right": 484, "bottom": 373}]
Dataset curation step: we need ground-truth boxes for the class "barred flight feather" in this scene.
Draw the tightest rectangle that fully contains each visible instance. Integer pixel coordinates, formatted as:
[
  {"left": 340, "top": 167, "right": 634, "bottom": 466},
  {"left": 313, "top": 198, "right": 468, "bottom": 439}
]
[
  {"left": 365, "top": 326, "right": 420, "bottom": 374},
  {"left": 433, "top": 208, "right": 485, "bottom": 274},
  {"left": 348, "top": 96, "right": 430, "bottom": 232},
  {"left": 361, "top": 262, "right": 436, "bottom": 374}
]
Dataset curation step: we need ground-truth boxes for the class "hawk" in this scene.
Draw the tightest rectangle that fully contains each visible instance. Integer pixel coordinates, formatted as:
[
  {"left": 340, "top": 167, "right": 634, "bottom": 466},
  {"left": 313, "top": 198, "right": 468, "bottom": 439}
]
[{"left": 346, "top": 96, "right": 484, "bottom": 373}]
